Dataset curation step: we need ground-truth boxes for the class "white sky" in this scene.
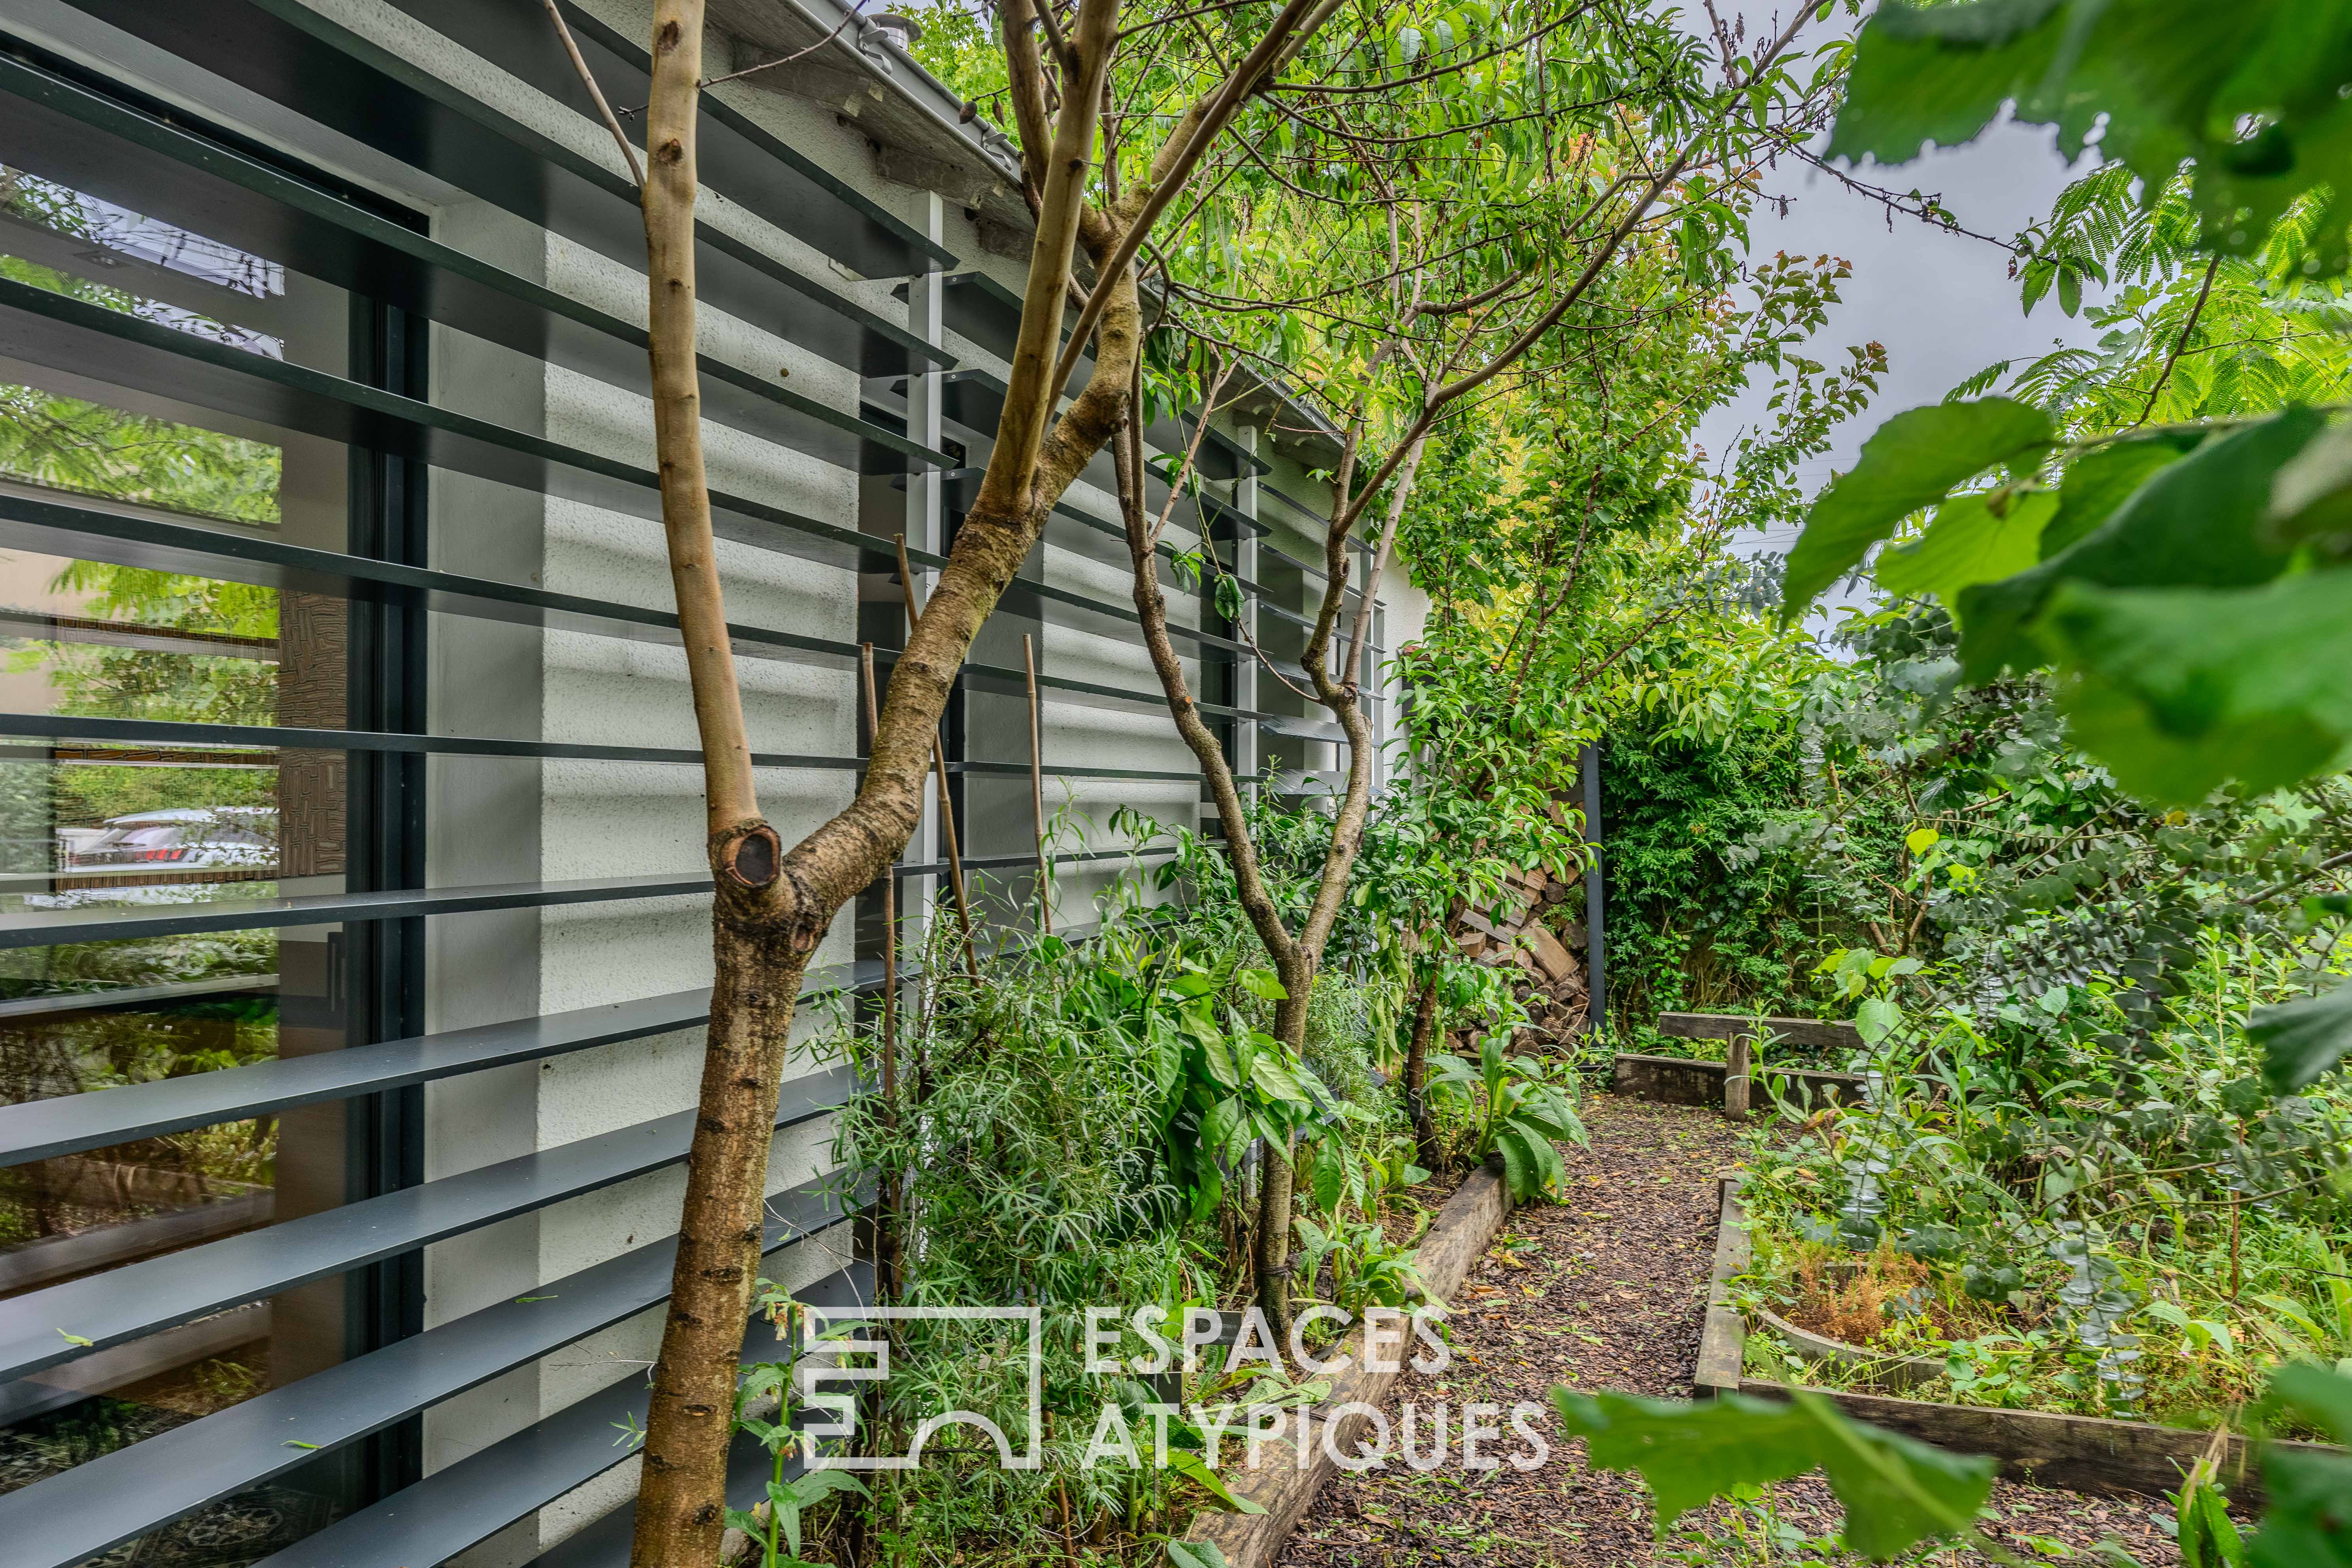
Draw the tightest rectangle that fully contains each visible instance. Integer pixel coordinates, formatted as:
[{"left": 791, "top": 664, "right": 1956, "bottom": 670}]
[{"left": 1685, "top": 3, "right": 2108, "bottom": 566}]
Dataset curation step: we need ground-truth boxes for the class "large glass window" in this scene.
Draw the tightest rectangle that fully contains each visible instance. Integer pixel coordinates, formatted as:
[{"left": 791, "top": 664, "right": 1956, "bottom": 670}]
[{"left": 0, "top": 145, "right": 415, "bottom": 1560}]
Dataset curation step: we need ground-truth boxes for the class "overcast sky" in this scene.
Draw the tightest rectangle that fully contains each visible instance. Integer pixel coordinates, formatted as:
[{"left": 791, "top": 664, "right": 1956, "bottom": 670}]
[{"left": 1686, "top": 3, "right": 2108, "bottom": 564}]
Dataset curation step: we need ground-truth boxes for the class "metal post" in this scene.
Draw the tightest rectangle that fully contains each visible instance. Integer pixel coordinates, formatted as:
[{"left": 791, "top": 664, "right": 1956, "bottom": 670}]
[
  {"left": 1023, "top": 632, "right": 1049, "bottom": 934},
  {"left": 895, "top": 536, "right": 978, "bottom": 974},
  {"left": 1232, "top": 425, "right": 1260, "bottom": 802},
  {"left": 903, "top": 191, "right": 946, "bottom": 965},
  {"left": 1581, "top": 740, "right": 1606, "bottom": 1039}
]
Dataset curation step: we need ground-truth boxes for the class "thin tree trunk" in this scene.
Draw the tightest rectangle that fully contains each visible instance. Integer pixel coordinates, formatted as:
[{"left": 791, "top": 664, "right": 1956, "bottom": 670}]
[
  {"left": 629, "top": 8, "right": 806, "bottom": 1563},
  {"left": 609, "top": 0, "right": 1347, "bottom": 1549},
  {"left": 1404, "top": 971, "right": 1440, "bottom": 1169},
  {"left": 1117, "top": 393, "right": 1432, "bottom": 1339}
]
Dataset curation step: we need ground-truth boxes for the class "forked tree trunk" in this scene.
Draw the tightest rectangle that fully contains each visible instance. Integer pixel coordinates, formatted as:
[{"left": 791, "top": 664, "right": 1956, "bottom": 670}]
[
  {"left": 1117, "top": 384, "right": 1443, "bottom": 1342},
  {"left": 615, "top": 0, "right": 1356, "bottom": 1549},
  {"left": 622, "top": 4, "right": 1145, "bottom": 1563},
  {"left": 629, "top": 8, "right": 812, "bottom": 1564}
]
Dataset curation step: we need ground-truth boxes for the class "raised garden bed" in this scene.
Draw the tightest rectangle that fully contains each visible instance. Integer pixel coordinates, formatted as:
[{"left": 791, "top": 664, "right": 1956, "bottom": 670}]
[
  {"left": 1613, "top": 1011, "right": 1869, "bottom": 1119},
  {"left": 1179, "top": 1163, "right": 1515, "bottom": 1568},
  {"left": 1610, "top": 1053, "right": 1865, "bottom": 1115},
  {"left": 1695, "top": 1181, "right": 2342, "bottom": 1501}
]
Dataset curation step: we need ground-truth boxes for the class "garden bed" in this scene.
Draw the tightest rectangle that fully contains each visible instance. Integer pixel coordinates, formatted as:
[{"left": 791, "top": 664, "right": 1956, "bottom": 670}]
[
  {"left": 1273, "top": 1096, "right": 2187, "bottom": 1566},
  {"left": 1610, "top": 1052, "right": 1865, "bottom": 1113},
  {"left": 1181, "top": 1161, "right": 1515, "bottom": 1568},
  {"left": 1698, "top": 1182, "right": 2343, "bottom": 1502}
]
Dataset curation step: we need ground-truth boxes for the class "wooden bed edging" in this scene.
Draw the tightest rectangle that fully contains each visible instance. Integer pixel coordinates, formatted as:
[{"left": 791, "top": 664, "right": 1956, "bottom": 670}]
[
  {"left": 1751, "top": 1302, "right": 1942, "bottom": 1391},
  {"left": 1694, "top": 1180, "right": 2341, "bottom": 1502},
  {"left": 1631, "top": 1013, "right": 1868, "bottom": 1120},
  {"left": 1613, "top": 1053, "right": 1866, "bottom": 1115},
  {"left": 1179, "top": 1164, "right": 1515, "bottom": 1568}
]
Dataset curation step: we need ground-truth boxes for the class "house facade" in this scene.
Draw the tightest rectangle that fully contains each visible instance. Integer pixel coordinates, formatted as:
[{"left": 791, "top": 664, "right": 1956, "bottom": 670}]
[{"left": 0, "top": 1, "right": 1414, "bottom": 1563}]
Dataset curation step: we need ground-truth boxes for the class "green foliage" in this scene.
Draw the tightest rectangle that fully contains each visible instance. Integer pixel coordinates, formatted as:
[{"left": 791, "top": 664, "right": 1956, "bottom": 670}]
[
  {"left": 2251, "top": 1363, "right": 2352, "bottom": 1565},
  {"left": 822, "top": 853, "right": 1437, "bottom": 1560},
  {"left": 1829, "top": 2, "right": 2352, "bottom": 276},
  {"left": 1550, "top": 1387, "right": 1996, "bottom": 1562},
  {"left": 1872, "top": 490, "right": 2053, "bottom": 612},
  {"left": 2250, "top": 973, "right": 2352, "bottom": 1094},
  {"left": 2177, "top": 1455, "right": 2250, "bottom": 1568},
  {"left": 2045, "top": 571, "right": 2352, "bottom": 804},
  {"left": 726, "top": 1294, "right": 873, "bottom": 1568},
  {"left": 1146, "top": 949, "right": 1330, "bottom": 1223},
  {"left": 1567, "top": 1368, "right": 2352, "bottom": 1568},
  {"left": 1426, "top": 1034, "right": 1586, "bottom": 1201},
  {"left": 1600, "top": 690, "right": 1840, "bottom": 1027},
  {"left": 1781, "top": 398, "right": 2054, "bottom": 616},
  {"left": 1734, "top": 930, "right": 2352, "bottom": 1426},
  {"left": 1787, "top": 0, "right": 2352, "bottom": 829}
]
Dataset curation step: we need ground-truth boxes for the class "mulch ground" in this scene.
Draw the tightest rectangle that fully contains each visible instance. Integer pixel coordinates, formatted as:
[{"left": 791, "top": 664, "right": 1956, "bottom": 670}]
[{"left": 1273, "top": 1093, "right": 2190, "bottom": 1567}]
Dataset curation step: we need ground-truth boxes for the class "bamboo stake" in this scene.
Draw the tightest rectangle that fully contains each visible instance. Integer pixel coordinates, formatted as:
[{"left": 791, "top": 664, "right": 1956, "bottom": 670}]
[
  {"left": 1023, "top": 631, "right": 1051, "bottom": 934},
  {"left": 893, "top": 533, "right": 980, "bottom": 975},
  {"left": 860, "top": 643, "right": 899, "bottom": 1302}
]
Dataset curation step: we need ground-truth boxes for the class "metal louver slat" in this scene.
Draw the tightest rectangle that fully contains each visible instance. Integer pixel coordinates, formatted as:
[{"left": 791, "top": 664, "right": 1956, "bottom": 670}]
[
  {"left": 0, "top": 1176, "right": 851, "bottom": 1568},
  {"left": 0, "top": 1067, "right": 851, "bottom": 1388}
]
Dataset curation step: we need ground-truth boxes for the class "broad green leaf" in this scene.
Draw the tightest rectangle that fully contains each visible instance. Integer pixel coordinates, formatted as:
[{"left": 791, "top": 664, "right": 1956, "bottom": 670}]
[
  {"left": 791, "top": 1468, "right": 870, "bottom": 1504},
  {"left": 2042, "top": 432, "right": 2202, "bottom": 559},
  {"left": 1166, "top": 1541, "right": 1232, "bottom": 1568},
  {"left": 2273, "top": 416, "right": 2352, "bottom": 546},
  {"left": 1200, "top": 1096, "right": 1243, "bottom": 1159},
  {"left": 1496, "top": 1125, "right": 1534, "bottom": 1201},
  {"left": 1504, "top": 1116, "right": 1568, "bottom": 1196},
  {"left": 1828, "top": 2, "right": 2352, "bottom": 273},
  {"left": 2249, "top": 1366, "right": 2352, "bottom": 1566},
  {"left": 1310, "top": 1136, "right": 1345, "bottom": 1214},
  {"left": 1904, "top": 827, "right": 1941, "bottom": 856},
  {"left": 1783, "top": 399, "right": 2055, "bottom": 617},
  {"left": 1551, "top": 1389, "right": 1995, "bottom": 1562},
  {"left": 1166, "top": 1449, "right": 1266, "bottom": 1514},
  {"left": 2271, "top": 1363, "right": 2352, "bottom": 1443},
  {"left": 1959, "top": 410, "right": 2325, "bottom": 683},
  {"left": 1153, "top": 1022, "right": 1184, "bottom": 1096},
  {"left": 1875, "top": 490, "right": 2055, "bottom": 614},
  {"left": 1249, "top": 1051, "right": 1307, "bottom": 1105},
  {"left": 2180, "top": 1473, "right": 2246, "bottom": 1568},
  {"left": 1237, "top": 968, "right": 1289, "bottom": 1002},
  {"left": 1856, "top": 996, "right": 1902, "bottom": 1045},
  {"left": 2035, "top": 568, "right": 2352, "bottom": 803},
  {"left": 2247, "top": 976, "right": 2352, "bottom": 1095},
  {"left": 2249, "top": 1447, "right": 2352, "bottom": 1568}
]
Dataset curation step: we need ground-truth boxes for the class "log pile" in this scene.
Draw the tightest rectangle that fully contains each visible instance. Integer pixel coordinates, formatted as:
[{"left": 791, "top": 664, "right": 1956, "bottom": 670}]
[{"left": 1450, "top": 860, "right": 1589, "bottom": 1045}]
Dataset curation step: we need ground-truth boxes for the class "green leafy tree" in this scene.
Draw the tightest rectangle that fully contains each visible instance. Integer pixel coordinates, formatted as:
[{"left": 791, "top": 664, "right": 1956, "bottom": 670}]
[{"left": 1781, "top": 0, "right": 2352, "bottom": 1097}]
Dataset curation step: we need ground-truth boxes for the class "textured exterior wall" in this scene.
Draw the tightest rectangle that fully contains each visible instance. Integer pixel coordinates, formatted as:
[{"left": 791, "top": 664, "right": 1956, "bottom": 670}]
[{"left": 2, "top": 0, "right": 1395, "bottom": 1557}]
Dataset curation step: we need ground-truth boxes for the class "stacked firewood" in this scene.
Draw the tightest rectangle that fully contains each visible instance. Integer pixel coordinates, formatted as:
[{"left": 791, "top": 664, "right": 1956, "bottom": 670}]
[{"left": 1449, "top": 860, "right": 1589, "bottom": 1046}]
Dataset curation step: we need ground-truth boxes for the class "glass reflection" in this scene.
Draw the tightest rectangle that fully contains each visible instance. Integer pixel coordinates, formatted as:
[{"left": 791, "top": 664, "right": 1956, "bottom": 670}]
[{"left": 0, "top": 164, "right": 365, "bottom": 1557}]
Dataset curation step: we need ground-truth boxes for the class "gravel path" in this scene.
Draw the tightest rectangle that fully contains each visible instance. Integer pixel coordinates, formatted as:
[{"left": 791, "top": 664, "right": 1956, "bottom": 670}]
[{"left": 1273, "top": 1094, "right": 2191, "bottom": 1567}]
